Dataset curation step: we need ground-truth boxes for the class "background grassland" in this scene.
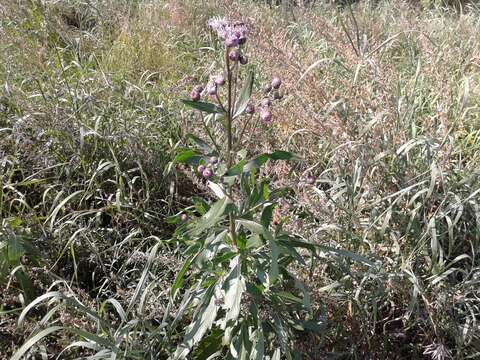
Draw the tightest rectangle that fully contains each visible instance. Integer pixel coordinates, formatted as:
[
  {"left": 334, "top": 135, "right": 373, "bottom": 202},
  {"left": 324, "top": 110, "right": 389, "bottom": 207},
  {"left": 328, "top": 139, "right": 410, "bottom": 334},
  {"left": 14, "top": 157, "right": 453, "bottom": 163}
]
[{"left": 1, "top": 0, "right": 479, "bottom": 358}]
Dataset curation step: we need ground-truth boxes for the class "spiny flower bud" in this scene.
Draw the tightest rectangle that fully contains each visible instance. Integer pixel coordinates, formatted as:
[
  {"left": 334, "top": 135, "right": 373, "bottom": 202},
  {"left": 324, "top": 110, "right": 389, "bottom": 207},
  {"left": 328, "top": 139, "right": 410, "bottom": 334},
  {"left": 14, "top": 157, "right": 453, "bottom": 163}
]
[
  {"left": 215, "top": 74, "right": 225, "bottom": 86},
  {"left": 191, "top": 90, "right": 201, "bottom": 102},
  {"left": 180, "top": 213, "right": 189, "bottom": 222},
  {"left": 228, "top": 50, "right": 239, "bottom": 62},
  {"left": 260, "top": 110, "right": 272, "bottom": 122},
  {"left": 202, "top": 168, "right": 213, "bottom": 179},
  {"left": 210, "top": 156, "right": 219, "bottom": 164},
  {"left": 271, "top": 77, "right": 282, "bottom": 89},
  {"left": 261, "top": 98, "right": 271, "bottom": 107},
  {"left": 197, "top": 164, "right": 205, "bottom": 174},
  {"left": 245, "top": 103, "right": 255, "bottom": 114},
  {"left": 239, "top": 55, "right": 248, "bottom": 65}
]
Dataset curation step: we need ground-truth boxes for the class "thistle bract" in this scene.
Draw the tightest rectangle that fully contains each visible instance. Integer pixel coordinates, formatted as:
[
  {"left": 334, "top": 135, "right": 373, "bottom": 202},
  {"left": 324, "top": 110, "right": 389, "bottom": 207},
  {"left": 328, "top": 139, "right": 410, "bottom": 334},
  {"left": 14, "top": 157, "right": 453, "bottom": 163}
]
[{"left": 228, "top": 50, "right": 239, "bottom": 61}]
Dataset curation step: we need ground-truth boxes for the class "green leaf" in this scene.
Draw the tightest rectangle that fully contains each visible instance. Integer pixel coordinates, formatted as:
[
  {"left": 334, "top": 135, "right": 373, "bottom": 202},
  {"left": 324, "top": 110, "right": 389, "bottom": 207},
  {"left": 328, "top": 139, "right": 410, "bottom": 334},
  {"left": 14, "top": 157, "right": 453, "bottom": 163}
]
[
  {"left": 186, "top": 134, "right": 214, "bottom": 154},
  {"left": 233, "top": 71, "right": 254, "bottom": 119},
  {"left": 174, "top": 149, "right": 201, "bottom": 164},
  {"left": 189, "top": 198, "right": 229, "bottom": 236},
  {"left": 261, "top": 204, "right": 275, "bottom": 228},
  {"left": 174, "top": 285, "right": 219, "bottom": 359},
  {"left": 182, "top": 100, "right": 225, "bottom": 114},
  {"left": 171, "top": 254, "right": 195, "bottom": 299},
  {"left": 222, "top": 256, "right": 245, "bottom": 332},
  {"left": 192, "top": 328, "right": 223, "bottom": 360},
  {"left": 226, "top": 151, "right": 300, "bottom": 176}
]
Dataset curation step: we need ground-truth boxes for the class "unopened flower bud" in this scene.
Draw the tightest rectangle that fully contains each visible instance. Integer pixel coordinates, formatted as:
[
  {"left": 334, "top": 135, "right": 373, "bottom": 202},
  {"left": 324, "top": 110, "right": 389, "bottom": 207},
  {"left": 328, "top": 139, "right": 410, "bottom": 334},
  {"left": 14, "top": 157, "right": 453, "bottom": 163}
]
[
  {"left": 228, "top": 50, "right": 239, "bottom": 62},
  {"left": 271, "top": 77, "right": 282, "bottom": 89},
  {"left": 207, "top": 85, "right": 217, "bottom": 96},
  {"left": 180, "top": 213, "right": 189, "bottom": 222},
  {"left": 239, "top": 55, "right": 248, "bottom": 65},
  {"left": 202, "top": 168, "right": 213, "bottom": 179},
  {"left": 245, "top": 104, "right": 255, "bottom": 114},
  {"left": 261, "top": 98, "right": 271, "bottom": 107},
  {"left": 194, "top": 85, "right": 204, "bottom": 93},
  {"left": 260, "top": 110, "right": 272, "bottom": 122},
  {"left": 210, "top": 156, "right": 218, "bottom": 164},
  {"left": 264, "top": 84, "right": 272, "bottom": 93},
  {"left": 306, "top": 176, "right": 315, "bottom": 185},
  {"left": 215, "top": 74, "right": 225, "bottom": 86},
  {"left": 197, "top": 165, "right": 205, "bottom": 174},
  {"left": 191, "top": 90, "right": 201, "bottom": 102}
]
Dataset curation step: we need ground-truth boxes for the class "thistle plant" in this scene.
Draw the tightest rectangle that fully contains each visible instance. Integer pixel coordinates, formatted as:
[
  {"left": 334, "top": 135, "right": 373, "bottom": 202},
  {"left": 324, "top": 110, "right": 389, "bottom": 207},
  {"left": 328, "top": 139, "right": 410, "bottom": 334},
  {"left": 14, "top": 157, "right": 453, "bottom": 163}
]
[{"left": 170, "top": 18, "right": 321, "bottom": 359}]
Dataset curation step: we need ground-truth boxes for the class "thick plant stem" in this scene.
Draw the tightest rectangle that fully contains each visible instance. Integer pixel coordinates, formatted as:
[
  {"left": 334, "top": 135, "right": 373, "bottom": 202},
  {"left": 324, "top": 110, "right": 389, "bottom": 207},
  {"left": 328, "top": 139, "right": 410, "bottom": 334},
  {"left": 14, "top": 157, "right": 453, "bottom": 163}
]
[{"left": 225, "top": 47, "right": 237, "bottom": 248}]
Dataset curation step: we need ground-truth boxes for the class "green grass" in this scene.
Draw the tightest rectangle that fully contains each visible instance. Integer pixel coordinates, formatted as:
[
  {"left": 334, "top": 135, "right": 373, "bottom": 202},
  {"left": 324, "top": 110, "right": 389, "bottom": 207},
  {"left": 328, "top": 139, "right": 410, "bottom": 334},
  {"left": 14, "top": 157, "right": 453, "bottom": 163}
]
[{"left": 1, "top": 0, "right": 480, "bottom": 359}]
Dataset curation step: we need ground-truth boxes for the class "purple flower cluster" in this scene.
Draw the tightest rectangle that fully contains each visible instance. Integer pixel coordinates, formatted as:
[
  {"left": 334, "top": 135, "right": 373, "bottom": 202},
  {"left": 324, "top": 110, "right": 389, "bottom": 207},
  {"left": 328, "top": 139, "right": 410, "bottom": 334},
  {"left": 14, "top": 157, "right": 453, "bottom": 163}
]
[{"left": 208, "top": 17, "right": 248, "bottom": 47}]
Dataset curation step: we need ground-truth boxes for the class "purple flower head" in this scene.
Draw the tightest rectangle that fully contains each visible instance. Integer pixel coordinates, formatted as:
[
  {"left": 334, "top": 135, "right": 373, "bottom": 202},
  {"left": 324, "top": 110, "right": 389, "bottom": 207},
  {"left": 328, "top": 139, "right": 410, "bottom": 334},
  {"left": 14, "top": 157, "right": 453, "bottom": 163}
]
[
  {"left": 191, "top": 89, "right": 201, "bottom": 102},
  {"left": 245, "top": 103, "right": 255, "bottom": 114},
  {"left": 260, "top": 110, "right": 272, "bottom": 122},
  {"left": 207, "top": 85, "right": 217, "bottom": 96},
  {"left": 226, "top": 36, "right": 240, "bottom": 47},
  {"left": 239, "top": 55, "right": 248, "bottom": 65},
  {"left": 228, "top": 50, "right": 239, "bottom": 62},
  {"left": 271, "top": 77, "right": 282, "bottom": 89},
  {"left": 180, "top": 213, "right": 189, "bottom": 222},
  {"left": 215, "top": 74, "right": 225, "bottom": 86},
  {"left": 208, "top": 17, "right": 248, "bottom": 47},
  {"left": 261, "top": 98, "right": 271, "bottom": 107},
  {"left": 202, "top": 168, "right": 213, "bottom": 179},
  {"left": 306, "top": 176, "right": 315, "bottom": 185},
  {"left": 197, "top": 164, "right": 205, "bottom": 174}
]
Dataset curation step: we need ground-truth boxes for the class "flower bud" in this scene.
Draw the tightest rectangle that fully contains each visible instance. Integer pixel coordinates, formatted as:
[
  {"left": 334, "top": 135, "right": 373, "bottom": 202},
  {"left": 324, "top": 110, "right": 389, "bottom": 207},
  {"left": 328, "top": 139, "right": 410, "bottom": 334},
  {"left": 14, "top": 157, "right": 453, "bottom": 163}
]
[
  {"left": 261, "top": 98, "right": 271, "bottom": 107},
  {"left": 273, "top": 90, "right": 283, "bottom": 100},
  {"left": 180, "top": 213, "right": 189, "bottom": 222},
  {"left": 271, "top": 77, "right": 282, "bottom": 89},
  {"left": 245, "top": 103, "right": 255, "bottom": 114},
  {"left": 306, "top": 176, "right": 315, "bottom": 185},
  {"left": 264, "top": 84, "right": 272, "bottom": 93},
  {"left": 260, "top": 110, "right": 272, "bottom": 122},
  {"left": 202, "top": 168, "right": 213, "bottom": 179},
  {"left": 228, "top": 50, "right": 239, "bottom": 62},
  {"left": 210, "top": 156, "right": 219, "bottom": 164},
  {"left": 197, "top": 165, "right": 205, "bottom": 174},
  {"left": 239, "top": 55, "right": 248, "bottom": 65},
  {"left": 194, "top": 85, "right": 204, "bottom": 93},
  {"left": 215, "top": 74, "right": 225, "bottom": 86},
  {"left": 207, "top": 85, "right": 217, "bottom": 96},
  {"left": 191, "top": 90, "right": 201, "bottom": 102}
]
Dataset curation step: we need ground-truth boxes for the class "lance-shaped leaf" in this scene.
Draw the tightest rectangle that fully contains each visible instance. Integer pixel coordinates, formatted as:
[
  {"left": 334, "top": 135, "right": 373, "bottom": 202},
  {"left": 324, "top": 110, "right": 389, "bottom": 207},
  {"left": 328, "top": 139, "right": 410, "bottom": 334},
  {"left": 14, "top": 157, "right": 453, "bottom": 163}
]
[
  {"left": 233, "top": 70, "right": 254, "bottom": 119},
  {"left": 174, "top": 285, "right": 219, "bottom": 359},
  {"left": 188, "top": 197, "right": 229, "bottom": 236},
  {"left": 182, "top": 100, "right": 225, "bottom": 114},
  {"left": 226, "top": 151, "right": 300, "bottom": 176}
]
